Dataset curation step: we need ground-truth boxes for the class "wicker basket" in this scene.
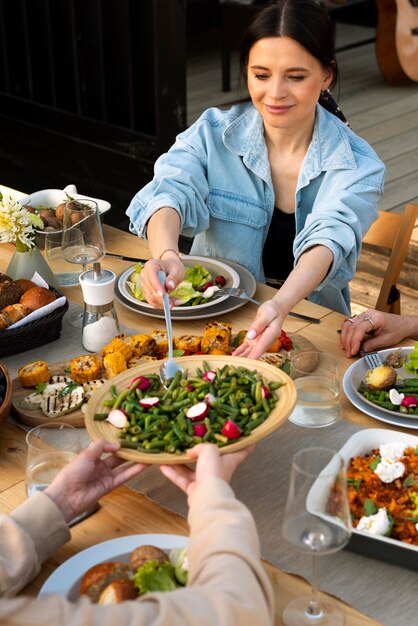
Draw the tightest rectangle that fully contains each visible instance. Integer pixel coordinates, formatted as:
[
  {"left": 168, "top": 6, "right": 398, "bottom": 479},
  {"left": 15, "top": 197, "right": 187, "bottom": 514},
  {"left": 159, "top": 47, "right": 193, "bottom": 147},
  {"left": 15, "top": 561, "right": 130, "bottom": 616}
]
[{"left": 0, "top": 287, "right": 69, "bottom": 357}]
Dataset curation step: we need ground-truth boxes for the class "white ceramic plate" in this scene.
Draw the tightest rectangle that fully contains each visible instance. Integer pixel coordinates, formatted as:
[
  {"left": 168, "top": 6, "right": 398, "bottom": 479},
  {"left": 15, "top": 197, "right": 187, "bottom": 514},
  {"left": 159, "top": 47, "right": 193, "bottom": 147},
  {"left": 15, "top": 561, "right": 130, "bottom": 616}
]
[
  {"left": 115, "top": 258, "right": 257, "bottom": 321},
  {"left": 343, "top": 358, "right": 418, "bottom": 430},
  {"left": 348, "top": 347, "right": 418, "bottom": 419},
  {"left": 335, "top": 429, "right": 418, "bottom": 570},
  {"left": 39, "top": 533, "right": 188, "bottom": 600},
  {"left": 119, "top": 255, "right": 240, "bottom": 311}
]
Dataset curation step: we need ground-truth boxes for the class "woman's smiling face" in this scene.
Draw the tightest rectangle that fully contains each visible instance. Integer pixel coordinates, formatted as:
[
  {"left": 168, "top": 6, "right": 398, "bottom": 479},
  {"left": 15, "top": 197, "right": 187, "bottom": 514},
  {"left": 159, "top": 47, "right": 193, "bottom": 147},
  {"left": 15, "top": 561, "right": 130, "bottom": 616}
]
[{"left": 247, "top": 36, "right": 333, "bottom": 132}]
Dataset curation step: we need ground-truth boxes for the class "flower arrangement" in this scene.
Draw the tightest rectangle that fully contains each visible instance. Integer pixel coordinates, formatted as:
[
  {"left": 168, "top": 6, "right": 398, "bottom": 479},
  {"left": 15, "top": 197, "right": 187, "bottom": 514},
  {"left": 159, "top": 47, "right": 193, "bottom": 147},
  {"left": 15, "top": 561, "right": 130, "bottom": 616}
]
[{"left": 0, "top": 192, "right": 44, "bottom": 252}]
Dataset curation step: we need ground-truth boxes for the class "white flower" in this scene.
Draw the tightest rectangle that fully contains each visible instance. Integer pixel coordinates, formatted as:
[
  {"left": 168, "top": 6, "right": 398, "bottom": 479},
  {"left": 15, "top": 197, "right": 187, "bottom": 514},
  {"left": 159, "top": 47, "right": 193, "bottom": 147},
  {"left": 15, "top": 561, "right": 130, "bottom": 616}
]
[{"left": 0, "top": 193, "right": 44, "bottom": 252}]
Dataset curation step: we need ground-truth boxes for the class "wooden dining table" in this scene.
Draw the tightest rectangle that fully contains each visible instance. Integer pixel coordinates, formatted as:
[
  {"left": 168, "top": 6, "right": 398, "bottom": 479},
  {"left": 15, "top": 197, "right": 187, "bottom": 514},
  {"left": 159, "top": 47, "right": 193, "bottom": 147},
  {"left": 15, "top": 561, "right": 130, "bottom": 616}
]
[{"left": 1, "top": 185, "right": 415, "bottom": 625}]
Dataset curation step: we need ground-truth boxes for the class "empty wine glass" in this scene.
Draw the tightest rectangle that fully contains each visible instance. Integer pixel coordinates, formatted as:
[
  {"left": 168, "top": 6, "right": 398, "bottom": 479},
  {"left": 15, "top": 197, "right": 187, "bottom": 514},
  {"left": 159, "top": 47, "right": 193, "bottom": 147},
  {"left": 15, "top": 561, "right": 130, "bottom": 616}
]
[
  {"left": 61, "top": 199, "right": 106, "bottom": 327},
  {"left": 281, "top": 447, "right": 352, "bottom": 626}
]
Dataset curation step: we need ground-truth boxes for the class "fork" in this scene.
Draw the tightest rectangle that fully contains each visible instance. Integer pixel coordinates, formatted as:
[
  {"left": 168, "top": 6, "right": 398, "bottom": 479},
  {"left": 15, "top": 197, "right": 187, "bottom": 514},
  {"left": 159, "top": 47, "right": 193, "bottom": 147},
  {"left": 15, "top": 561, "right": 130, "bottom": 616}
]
[
  {"left": 361, "top": 351, "right": 384, "bottom": 370},
  {"left": 212, "top": 287, "right": 261, "bottom": 305},
  {"left": 210, "top": 287, "right": 321, "bottom": 323}
]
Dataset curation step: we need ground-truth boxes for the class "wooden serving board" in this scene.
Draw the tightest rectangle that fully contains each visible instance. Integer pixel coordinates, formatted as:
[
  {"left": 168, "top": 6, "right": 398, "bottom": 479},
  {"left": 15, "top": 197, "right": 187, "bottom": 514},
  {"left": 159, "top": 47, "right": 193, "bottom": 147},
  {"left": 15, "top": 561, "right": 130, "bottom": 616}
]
[{"left": 11, "top": 359, "right": 88, "bottom": 428}]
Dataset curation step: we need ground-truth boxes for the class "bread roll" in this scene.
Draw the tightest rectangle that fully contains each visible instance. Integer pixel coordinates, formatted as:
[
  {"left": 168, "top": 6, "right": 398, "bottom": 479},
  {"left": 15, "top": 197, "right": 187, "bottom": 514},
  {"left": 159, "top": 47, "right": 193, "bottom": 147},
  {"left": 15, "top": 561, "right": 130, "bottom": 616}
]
[
  {"left": 14, "top": 278, "right": 37, "bottom": 294},
  {"left": 20, "top": 286, "right": 56, "bottom": 311},
  {"left": 0, "top": 315, "right": 9, "bottom": 330},
  {"left": 98, "top": 579, "right": 138, "bottom": 604},
  {"left": 0, "top": 273, "right": 12, "bottom": 285},
  {"left": 130, "top": 545, "right": 169, "bottom": 572},
  {"left": 0, "top": 282, "right": 23, "bottom": 309},
  {"left": 1, "top": 303, "right": 30, "bottom": 325},
  {"left": 79, "top": 562, "right": 132, "bottom": 603}
]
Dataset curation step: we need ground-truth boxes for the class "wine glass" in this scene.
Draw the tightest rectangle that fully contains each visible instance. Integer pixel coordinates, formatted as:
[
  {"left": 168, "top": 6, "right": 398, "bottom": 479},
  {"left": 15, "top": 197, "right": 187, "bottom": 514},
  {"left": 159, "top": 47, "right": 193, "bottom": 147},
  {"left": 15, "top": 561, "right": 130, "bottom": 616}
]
[
  {"left": 44, "top": 230, "right": 81, "bottom": 287},
  {"left": 61, "top": 199, "right": 106, "bottom": 326},
  {"left": 281, "top": 447, "right": 352, "bottom": 626}
]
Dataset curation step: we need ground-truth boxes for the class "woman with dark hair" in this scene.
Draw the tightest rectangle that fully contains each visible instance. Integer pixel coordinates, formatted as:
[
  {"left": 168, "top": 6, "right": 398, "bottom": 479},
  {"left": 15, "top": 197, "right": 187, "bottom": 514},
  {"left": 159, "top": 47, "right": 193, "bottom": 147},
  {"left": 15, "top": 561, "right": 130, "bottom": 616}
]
[{"left": 127, "top": 0, "right": 385, "bottom": 359}]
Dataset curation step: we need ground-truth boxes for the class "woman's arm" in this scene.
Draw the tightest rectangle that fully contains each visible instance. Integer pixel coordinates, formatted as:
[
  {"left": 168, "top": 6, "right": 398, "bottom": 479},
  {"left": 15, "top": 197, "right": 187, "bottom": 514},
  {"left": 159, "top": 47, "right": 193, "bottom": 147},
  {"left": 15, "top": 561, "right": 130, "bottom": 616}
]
[{"left": 234, "top": 244, "right": 333, "bottom": 359}]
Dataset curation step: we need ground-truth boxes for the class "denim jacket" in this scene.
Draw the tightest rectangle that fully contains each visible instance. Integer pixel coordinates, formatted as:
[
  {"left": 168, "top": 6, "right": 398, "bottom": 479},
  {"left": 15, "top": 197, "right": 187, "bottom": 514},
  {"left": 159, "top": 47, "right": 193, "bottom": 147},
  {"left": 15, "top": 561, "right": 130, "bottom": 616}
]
[{"left": 127, "top": 102, "right": 385, "bottom": 314}]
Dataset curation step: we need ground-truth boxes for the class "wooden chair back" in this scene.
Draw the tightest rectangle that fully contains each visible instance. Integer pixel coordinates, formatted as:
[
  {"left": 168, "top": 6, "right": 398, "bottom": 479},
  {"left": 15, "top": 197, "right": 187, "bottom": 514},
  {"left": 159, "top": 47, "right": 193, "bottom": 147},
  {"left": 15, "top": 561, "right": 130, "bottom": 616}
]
[{"left": 362, "top": 203, "right": 418, "bottom": 313}]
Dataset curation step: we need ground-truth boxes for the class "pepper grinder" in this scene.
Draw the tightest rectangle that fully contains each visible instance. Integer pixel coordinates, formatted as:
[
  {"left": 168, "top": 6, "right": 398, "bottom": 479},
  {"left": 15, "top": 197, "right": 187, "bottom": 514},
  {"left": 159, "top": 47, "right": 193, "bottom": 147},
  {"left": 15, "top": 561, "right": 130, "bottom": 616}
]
[{"left": 79, "top": 262, "right": 120, "bottom": 352}]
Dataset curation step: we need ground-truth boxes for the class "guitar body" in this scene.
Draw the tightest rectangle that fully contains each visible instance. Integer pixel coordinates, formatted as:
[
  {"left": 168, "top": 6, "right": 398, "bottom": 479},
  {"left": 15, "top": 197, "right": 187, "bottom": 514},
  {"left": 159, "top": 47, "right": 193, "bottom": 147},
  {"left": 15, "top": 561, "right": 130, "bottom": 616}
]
[
  {"left": 375, "top": 0, "right": 412, "bottom": 84},
  {"left": 395, "top": 0, "right": 418, "bottom": 80}
]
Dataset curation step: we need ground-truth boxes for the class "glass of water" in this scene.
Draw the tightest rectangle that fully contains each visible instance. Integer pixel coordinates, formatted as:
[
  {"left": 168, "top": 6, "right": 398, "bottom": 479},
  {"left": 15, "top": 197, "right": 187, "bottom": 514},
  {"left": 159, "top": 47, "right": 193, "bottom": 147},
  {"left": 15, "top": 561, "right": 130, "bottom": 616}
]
[
  {"left": 44, "top": 231, "right": 82, "bottom": 287},
  {"left": 289, "top": 351, "right": 341, "bottom": 428},
  {"left": 25, "top": 423, "right": 81, "bottom": 497}
]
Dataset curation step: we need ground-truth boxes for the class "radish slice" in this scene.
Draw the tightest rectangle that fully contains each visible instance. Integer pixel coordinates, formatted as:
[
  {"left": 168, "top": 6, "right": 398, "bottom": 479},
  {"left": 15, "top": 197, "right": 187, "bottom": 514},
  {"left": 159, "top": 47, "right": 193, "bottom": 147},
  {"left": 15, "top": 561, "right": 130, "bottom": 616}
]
[
  {"left": 130, "top": 376, "right": 151, "bottom": 390},
  {"left": 201, "top": 285, "right": 220, "bottom": 299},
  {"left": 139, "top": 397, "right": 160, "bottom": 409},
  {"left": 106, "top": 409, "right": 129, "bottom": 428},
  {"left": 186, "top": 402, "right": 208, "bottom": 421},
  {"left": 193, "top": 424, "right": 207, "bottom": 437},
  {"left": 204, "top": 392, "right": 216, "bottom": 406},
  {"left": 261, "top": 385, "right": 270, "bottom": 398},
  {"left": 222, "top": 420, "right": 241, "bottom": 440},
  {"left": 202, "top": 370, "right": 216, "bottom": 382},
  {"left": 388, "top": 388, "right": 404, "bottom": 405}
]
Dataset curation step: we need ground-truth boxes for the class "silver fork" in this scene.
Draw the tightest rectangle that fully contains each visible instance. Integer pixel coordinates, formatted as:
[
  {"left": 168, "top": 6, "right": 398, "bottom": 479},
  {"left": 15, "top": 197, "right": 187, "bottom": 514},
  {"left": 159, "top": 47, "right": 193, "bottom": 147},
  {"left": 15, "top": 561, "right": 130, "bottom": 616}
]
[
  {"left": 211, "top": 287, "right": 261, "bottom": 305},
  {"left": 361, "top": 351, "right": 384, "bottom": 370}
]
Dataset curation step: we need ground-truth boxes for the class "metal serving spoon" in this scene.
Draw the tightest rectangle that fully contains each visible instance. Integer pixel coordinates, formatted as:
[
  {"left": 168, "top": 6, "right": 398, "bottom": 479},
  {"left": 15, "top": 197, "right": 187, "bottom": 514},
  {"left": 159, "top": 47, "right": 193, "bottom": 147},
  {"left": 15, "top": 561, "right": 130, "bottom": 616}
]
[{"left": 157, "top": 270, "right": 184, "bottom": 388}]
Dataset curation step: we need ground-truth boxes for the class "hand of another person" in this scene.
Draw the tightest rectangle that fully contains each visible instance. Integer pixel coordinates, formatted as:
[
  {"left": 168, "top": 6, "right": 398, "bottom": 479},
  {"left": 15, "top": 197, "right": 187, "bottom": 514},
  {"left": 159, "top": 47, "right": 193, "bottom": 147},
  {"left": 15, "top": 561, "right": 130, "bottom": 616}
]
[
  {"left": 160, "top": 443, "right": 253, "bottom": 504},
  {"left": 45, "top": 440, "right": 148, "bottom": 523},
  {"left": 340, "top": 309, "right": 413, "bottom": 357},
  {"left": 139, "top": 257, "right": 185, "bottom": 308},
  {"left": 232, "top": 300, "right": 285, "bottom": 360}
]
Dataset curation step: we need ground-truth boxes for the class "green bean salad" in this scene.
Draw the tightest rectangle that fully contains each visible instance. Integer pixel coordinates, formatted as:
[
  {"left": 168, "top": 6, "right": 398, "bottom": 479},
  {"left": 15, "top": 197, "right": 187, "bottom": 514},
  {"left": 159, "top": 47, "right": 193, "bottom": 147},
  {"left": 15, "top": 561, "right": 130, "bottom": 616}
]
[{"left": 94, "top": 362, "right": 284, "bottom": 454}]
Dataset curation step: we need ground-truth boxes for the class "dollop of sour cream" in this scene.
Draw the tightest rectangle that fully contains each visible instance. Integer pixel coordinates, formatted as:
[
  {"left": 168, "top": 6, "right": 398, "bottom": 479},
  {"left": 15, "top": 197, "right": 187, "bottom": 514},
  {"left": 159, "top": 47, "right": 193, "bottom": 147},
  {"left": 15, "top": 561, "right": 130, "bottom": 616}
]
[
  {"left": 357, "top": 508, "right": 391, "bottom": 536},
  {"left": 374, "top": 442, "right": 407, "bottom": 483},
  {"left": 202, "top": 285, "right": 220, "bottom": 299}
]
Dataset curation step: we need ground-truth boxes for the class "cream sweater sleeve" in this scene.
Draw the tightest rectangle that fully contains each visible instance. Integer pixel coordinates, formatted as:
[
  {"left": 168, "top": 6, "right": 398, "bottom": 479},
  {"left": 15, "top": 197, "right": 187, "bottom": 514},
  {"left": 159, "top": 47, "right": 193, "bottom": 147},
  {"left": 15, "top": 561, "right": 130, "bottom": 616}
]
[{"left": 0, "top": 477, "right": 274, "bottom": 626}]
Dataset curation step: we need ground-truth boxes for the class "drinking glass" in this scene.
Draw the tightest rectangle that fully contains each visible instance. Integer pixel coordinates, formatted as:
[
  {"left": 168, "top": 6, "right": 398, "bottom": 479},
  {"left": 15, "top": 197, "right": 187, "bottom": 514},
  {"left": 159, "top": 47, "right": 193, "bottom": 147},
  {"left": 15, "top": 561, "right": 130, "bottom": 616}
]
[
  {"left": 25, "top": 423, "right": 82, "bottom": 497},
  {"left": 61, "top": 199, "right": 106, "bottom": 326},
  {"left": 282, "top": 447, "right": 352, "bottom": 626},
  {"left": 289, "top": 351, "right": 341, "bottom": 427},
  {"left": 44, "top": 231, "right": 81, "bottom": 287}
]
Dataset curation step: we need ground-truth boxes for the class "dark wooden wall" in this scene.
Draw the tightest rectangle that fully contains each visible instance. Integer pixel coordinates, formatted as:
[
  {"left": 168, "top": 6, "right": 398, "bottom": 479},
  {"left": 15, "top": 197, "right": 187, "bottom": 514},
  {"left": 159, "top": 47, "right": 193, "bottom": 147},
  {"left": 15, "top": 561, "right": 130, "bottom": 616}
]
[{"left": 0, "top": 0, "right": 187, "bottom": 230}]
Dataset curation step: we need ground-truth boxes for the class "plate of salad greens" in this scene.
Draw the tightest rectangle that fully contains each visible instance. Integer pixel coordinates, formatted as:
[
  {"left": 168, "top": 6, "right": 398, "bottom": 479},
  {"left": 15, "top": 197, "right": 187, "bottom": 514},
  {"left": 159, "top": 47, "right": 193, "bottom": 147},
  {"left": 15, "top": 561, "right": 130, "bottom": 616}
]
[
  {"left": 347, "top": 345, "right": 418, "bottom": 419},
  {"left": 119, "top": 255, "right": 240, "bottom": 311},
  {"left": 39, "top": 533, "right": 188, "bottom": 601}
]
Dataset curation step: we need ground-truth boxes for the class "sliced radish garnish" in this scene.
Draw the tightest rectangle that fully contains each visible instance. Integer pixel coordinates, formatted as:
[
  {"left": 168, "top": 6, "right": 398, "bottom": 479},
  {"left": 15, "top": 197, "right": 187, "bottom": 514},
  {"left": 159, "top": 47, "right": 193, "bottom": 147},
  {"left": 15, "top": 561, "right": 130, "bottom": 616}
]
[
  {"left": 202, "top": 370, "right": 216, "bottom": 382},
  {"left": 130, "top": 375, "right": 151, "bottom": 390},
  {"left": 261, "top": 385, "right": 270, "bottom": 399},
  {"left": 204, "top": 392, "right": 216, "bottom": 406},
  {"left": 106, "top": 409, "right": 129, "bottom": 428},
  {"left": 193, "top": 424, "right": 207, "bottom": 437},
  {"left": 186, "top": 402, "right": 208, "bottom": 421},
  {"left": 222, "top": 420, "right": 241, "bottom": 440},
  {"left": 139, "top": 396, "right": 160, "bottom": 409},
  {"left": 388, "top": 388, "right": 404, "bottom": 405}
]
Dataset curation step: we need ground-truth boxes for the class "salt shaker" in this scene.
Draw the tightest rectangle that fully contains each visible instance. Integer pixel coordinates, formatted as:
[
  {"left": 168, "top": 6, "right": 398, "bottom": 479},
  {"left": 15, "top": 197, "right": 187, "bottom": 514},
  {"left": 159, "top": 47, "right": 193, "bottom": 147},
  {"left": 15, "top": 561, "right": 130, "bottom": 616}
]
[{"left": 79, "top": 263, "right": 120, "bottom": 352}]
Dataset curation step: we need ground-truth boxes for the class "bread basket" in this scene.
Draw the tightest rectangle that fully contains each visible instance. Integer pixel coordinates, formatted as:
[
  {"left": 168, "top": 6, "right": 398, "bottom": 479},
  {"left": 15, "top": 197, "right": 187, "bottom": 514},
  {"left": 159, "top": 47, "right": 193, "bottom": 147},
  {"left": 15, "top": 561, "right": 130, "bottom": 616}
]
[{"left": 0, "top": 287, "right": 69, "bottom": 357}]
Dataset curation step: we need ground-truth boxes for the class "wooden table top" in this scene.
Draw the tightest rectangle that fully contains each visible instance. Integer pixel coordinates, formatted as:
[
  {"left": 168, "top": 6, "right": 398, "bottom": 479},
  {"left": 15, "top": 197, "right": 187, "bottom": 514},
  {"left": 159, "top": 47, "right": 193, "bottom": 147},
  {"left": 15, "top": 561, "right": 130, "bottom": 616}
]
[{"left": 0, "top": 198, "right": 402, "bottom": 624}]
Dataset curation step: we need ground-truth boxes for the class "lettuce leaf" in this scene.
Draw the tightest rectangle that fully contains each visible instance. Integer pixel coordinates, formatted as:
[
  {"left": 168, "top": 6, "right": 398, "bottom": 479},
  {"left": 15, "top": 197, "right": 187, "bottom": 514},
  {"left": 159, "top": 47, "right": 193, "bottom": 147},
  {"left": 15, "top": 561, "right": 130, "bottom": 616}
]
[
  {"left": 133, "top": 559, "right": 180, "bottom": 593},
  {"left": 126, "top": 264, "right": 212, "bottom": 305},
  {"left": 405, "top": 342, "right": 418, "bottom": 374}
]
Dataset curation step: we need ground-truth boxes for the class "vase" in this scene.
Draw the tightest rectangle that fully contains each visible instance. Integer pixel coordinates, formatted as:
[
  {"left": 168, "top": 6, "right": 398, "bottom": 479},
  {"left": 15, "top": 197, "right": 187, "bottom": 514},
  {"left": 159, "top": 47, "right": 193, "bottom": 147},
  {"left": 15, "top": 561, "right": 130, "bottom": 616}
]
[{"left": 6, "top": 247, "right": 59, "bottom": 289}]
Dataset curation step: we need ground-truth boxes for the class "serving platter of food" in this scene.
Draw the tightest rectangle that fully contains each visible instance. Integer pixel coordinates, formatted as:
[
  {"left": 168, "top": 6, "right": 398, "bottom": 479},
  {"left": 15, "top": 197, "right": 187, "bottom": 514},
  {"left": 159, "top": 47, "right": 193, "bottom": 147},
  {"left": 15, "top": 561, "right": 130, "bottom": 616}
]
[
  {"left": 119, "top": 255, "right": 240, "bottom": 311},
  {"left": 115, "top": 257, "right": 257, "bottom": 320},
  {"left": 85, "top": 354, "right": 297, "bottom": 464},
  {"left": 343, "top": 346, "right": 418, "bottom": 428},
  {"left": 327, "top": 429, "right": 418, "bottom": 570},
  {"left": 39, "top": 533, "right": 188, "bottom": 601}
]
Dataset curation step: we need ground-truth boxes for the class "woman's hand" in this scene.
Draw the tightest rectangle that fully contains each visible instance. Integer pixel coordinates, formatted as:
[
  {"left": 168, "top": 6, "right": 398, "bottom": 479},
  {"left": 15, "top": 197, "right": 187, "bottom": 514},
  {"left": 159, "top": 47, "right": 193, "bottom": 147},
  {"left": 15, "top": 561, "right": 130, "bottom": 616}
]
[
  {"left": 139, "top": 256, "right": 185, "bottom": 308},
  {"left": 45, "top": 440, "right": 148, "bottom": 523},
  {"left": 160, "top": 443, "right": 253, "bottom": 504},
  {"left": 232, "top": 300, "right": 285, "bottom": 359},
  {"left": 340, "top": 309, "right": 417, "bottom": 357}
]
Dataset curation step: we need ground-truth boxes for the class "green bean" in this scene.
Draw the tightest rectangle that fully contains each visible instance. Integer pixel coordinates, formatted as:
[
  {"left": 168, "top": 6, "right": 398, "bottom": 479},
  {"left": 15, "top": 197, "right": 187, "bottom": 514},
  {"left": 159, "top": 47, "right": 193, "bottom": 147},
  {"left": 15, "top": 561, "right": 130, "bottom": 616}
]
[{"left": 94, "top": 413, "right": 109, "bottom": 421}]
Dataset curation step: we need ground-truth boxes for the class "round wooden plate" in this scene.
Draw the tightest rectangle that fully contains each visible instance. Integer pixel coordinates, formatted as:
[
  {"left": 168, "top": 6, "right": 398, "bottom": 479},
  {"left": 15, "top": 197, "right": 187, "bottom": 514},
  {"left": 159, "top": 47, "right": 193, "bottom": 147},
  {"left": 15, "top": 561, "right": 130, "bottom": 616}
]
[
  {"left": 85, "top": 355, "right": 297, "bottom": 464},
  {"left": 11, "top": 359, "right": 88, "bottom": 428}
]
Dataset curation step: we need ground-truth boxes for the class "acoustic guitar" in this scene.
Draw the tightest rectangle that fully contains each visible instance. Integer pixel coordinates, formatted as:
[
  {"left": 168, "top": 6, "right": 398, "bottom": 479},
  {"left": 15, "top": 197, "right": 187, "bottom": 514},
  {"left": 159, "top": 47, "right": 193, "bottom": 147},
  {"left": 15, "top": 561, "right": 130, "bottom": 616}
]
[{"left": 375, "top": 0, "right": 418, "bottom": 84}]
